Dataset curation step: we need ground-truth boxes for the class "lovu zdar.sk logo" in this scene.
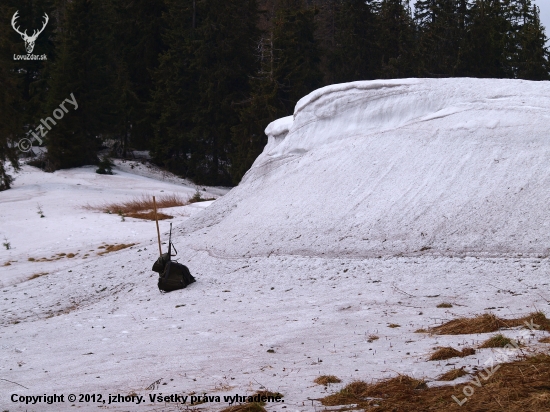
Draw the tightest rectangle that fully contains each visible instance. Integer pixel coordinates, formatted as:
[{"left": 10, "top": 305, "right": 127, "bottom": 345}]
[{"left": 11, "top": 10, "right": 48, "bottom": 61}]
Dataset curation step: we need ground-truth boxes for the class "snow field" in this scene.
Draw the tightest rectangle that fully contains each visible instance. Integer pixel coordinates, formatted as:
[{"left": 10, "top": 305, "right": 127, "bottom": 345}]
[{"left": 3, "top": 78, "right": 550, "bottom": 410}]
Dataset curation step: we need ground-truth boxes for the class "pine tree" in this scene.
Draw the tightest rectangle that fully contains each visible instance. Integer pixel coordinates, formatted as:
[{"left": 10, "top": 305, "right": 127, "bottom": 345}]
[
  {"left": 230, "top": 32, "right": 287, "bottom": 184},
  {"left": 458, "top": 0, "right": 511, "bottom": 78},
  {"left": 272, "top": 0, "right": 322, "bottom": 113},
  {"left": 150, "top": 0, "right": 198, "bottom": 178},
  {"left": 0, "top": 4, "right": 22, "bottom": 190},
  {"left": 378, "top": 0, "right": 416, "bottom": 78},
  {"left": 510, "top": 1, "right": 550, "bottom": 80},
  {"left": 109, "top": 0, "right": 166, "bottom": 156},
  {"left": 327, "top": 0, "right": 381, "bottom": 83},
  {"left": 415, "top": 0, "right": 465, "bottom": 76},
  {"left": 151, "top": 0, "right": 260, "bottom": 185},
  {"left": 45, "top": 0, "right": 117, "bottom": 171}
]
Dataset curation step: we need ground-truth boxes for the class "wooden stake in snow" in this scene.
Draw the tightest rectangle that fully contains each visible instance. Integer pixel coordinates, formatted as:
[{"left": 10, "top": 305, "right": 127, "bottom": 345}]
[{"left": 153, "top": 196, "right": 162, "bottom": 257}]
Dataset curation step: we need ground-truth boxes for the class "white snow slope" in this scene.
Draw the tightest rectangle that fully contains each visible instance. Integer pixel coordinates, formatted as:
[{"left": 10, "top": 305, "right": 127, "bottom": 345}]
[
  {"left": 186, "top": 78, "right": 550, "bottom": 259},
  {"left": 2, "top": 78, "right": 550, "bottom": 412}
]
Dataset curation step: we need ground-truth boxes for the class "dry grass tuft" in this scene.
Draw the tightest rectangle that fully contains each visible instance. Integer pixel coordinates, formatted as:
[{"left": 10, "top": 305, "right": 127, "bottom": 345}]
[
  {"left": 98, "top": 243, "right": 136, "bottom": 255},
  {"left": 28, "top": 272, "right": 48, "bottom": 280},
  {"left": 429, "top": 347, "right": 475, "bottom": 361},
  {"left": 320, "top": 353, "right": 550, "bottom": 411},
  {"left": 430, "top": 312, "right": 550, "bottom": 335},
  {"left": 367, "top": 334, "right": 379, "bottom": 342},
  {"left": 84, "top": 193, "right": 188, "bottom": 215},
  {"left": 479, "top": 334, "right": 515, "bottom": 348},
  {"left": 539, "top": 336, "right": 550, "bottom": 343},
  {"left": 321, "top": 375, "right": 426, "bottom": 407},
  {"left": 437, "top": 368, "right": 469, "bottom": 381},
  {"left": 314, "top": 375, "right": 342, "bottom": 385},
  {"left": 125, "top": 211, "right": 173, "bottom": 220},
  {"left": 388, "top": 323, "right": 400, "bottom": 328},
  {"left": 3, "top": 261, "right": 11, "bottom": 266}
]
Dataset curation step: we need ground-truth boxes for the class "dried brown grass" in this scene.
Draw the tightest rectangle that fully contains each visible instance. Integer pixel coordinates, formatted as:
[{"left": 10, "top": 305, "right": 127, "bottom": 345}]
[
  {"left": 125, "top": 211, "right": 173, "bottom": 220},
  {"left": 84, "top": 193, "right": 188, "bottom": 214},
  {"left": 479, "top": 334, "right": 515, "bottom": 348},
  {"left": 539, "top": 337, "right": 550, "bottom": 343},
  {"left": 429, "top": 347, "right": 475, "bottom": 361},
  {"left": 320, "top": 353, "right": 550, "bottom": 411},
  {"left": 98, "top": 243, "right": 136, "bottom": 255},
  {"left": 314, "top": 375, "right": 342, "bottom": 385},
  {"left": 437, "top": 368, "right": 469, "bottom": 381},
  {"left": 430, "top": 312, "right": 550, "bottom": 335},
  {"left": 28, "top": 272, "right": 48, "bottom": 280}
]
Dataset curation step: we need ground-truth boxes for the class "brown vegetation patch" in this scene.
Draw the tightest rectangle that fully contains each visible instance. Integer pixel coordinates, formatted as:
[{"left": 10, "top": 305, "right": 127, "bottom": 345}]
[
  {"left": 479, "top": 334, "right": 515, "bottom": 348},
  {"left": 437, "top": 302, "right": 453, "bottom": 308},
  {"left": 320, "top": 354, "right": 550, "bottom": 411},
  {"left": 430, "top": 312, "right": 550, "bottom": 335},
  {"left": 429, "top": 347, "right": 475, "bottom": 361},
  {"left": 125, "top": 211, "right": 173, "bottom": 220},
  {"left": 3, "top": 261, "right": 11, "bottom": 266},
  {"left": 28, "top": 272, "right": 48, "bottom": 280},
  {"left": 437, "top": 368, "right": 469, "bottom": 381},
  {"left": 539, "top": 337, "right": 550, "bottom": 343},
  {"left": 98, "top": 243, "right": 136, "bottom": 255},
  {"left": 321, "top": 375, "right": 426, "bottom": 407},
  {"left": 84, "top": 193, "right": 188, "bottom": 215},
  {"left": 314, "top": 375, "right": 342, "bottom": 385}
]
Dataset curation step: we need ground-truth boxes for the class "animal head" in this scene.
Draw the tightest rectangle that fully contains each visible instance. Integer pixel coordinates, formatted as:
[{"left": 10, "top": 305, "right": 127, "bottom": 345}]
[{"left": 11, "top": 11, "right": 49, "bottom": 54}]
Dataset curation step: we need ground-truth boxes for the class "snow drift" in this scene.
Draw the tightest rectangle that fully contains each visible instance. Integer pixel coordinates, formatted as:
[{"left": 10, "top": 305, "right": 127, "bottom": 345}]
[{"left": 183, "top": 78, "right": 550, "bottom": 258}]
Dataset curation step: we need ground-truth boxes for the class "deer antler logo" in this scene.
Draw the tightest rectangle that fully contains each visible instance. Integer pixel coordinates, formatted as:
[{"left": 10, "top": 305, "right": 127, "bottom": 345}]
[{"left": 11, "top": 11, "right": 49, "bottom": 54}]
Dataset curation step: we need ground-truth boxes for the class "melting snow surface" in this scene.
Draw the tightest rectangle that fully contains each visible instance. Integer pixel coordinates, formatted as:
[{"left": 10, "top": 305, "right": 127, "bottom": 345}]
[{"left": 1, "top": 78, "right": 550, "bottom": 411}]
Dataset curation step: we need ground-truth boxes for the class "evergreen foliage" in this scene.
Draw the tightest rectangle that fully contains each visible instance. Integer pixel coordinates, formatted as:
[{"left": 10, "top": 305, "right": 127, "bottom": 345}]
[
  {"left": 45, "top": 0, "right": 117, "bottom": 171},
  {"left": 1, "top": 0, "right": 549, "bottom": 188}
]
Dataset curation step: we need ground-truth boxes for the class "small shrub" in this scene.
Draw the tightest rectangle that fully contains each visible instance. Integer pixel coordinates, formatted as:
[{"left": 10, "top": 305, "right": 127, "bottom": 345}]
[
  {"left": 2, "top": 236, "right": 10, "bottom": 250},
  {"left": 367, "top": 334, "right": 379, "bottom": 342},
  {"left": 314, "top": 375, "right": 342, "bottom": 385},
  {"left": 437, "top": 302, "right": 453, "bottom": 308},
  {"left": 188, "top": 188, "right": 215, "bottom": 204},
  {"left": 96, "top": 157, "right": 114, "bottom": 175},
  {"left": 388, "top": 323, "right": 400, "bottom": 328}
]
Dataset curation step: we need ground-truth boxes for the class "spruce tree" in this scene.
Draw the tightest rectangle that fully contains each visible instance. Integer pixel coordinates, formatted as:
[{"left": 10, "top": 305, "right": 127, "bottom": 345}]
[
  {"left": 272, "top": 0, "right": 322, "bottom": 113},
  {"left": 378, "top": 0, "right": 416, "bottom": 78},
  {"left": 45, "top": 0, "right": 117, "bottom": 171},
  {"left": 109, "top": 0, "right": 166, "bottom": 156},
  {"left": 458, "top": 0, "right": 511, "bottom": 78},
  {"left": 150, "top": 0, "right": 198, "bottom": 178},
  {"left": 415, "top": 0, "right": 465, "bottom": 76},
  {"left": 510, "top": 1, "right": 550, "bottom": 80},
  {"left": 151, "top": 0, "right": 260, "bottom": 185},
  {"left": 328, "top": 0, "right": 381, "bottom": 83},
  {"left": 230, "top": 32, "right": 287, "bottom": 184},
  {"left": 0, "top": 4, "right": 22, "bottom": 190}
]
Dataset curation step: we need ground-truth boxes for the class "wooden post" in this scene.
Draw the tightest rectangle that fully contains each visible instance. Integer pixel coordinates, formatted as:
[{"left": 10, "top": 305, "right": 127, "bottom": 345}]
[{"left": 153, "top": 196, "right": 162, "bottom": 257}]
